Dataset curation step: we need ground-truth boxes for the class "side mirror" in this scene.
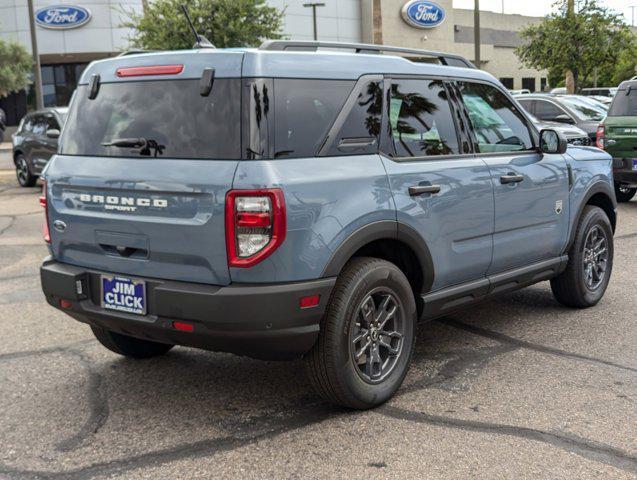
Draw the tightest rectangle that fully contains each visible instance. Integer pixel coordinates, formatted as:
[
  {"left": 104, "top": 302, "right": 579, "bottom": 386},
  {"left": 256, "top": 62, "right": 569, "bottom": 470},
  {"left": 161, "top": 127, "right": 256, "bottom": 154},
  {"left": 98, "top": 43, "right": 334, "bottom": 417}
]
[
  {"left": 46, "top": 129, "right": 60, "bottom": 139},
  {"left": 540, "top": 129, "right": 568, "bottom": 154},
  {"left": 552, "top": 114, "right": 574, "bottom": 124}
]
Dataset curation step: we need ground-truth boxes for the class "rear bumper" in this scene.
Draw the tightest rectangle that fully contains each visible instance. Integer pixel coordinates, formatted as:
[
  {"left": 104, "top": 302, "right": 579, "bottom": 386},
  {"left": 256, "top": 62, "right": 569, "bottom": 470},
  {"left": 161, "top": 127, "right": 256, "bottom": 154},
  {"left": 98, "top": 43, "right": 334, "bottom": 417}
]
[
  {"left": 40, "top": 258, "right": 335, "bottom": 360},
  {"left": 613, "top": 159, "right": 637, "bottom": 186}
]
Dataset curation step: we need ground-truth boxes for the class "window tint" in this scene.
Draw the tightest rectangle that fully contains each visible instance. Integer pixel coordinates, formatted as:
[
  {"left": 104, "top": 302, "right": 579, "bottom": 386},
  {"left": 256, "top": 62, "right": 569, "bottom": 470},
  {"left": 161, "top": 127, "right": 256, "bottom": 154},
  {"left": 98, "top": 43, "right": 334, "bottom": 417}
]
[
  {"left": 608, "top": 88, "right": 637, "bottom": 116},
  {"left": 516, "top": 99, "right": 534, "bottom": 115},
  {"left": 273, "top": 79, "right": 353, "bottom": 158},
  {"left": 32, "top": 116, "right": 47, "bottom": 136},
  {"left": 458, "top": 82, "right": 533, "bottom": 153},
  {"left": 323, "top": 79, "right": 383, "bottom": 156},
  {"left": 534, "top": 100, "right": 566, "bottom": 121},
  {"left": 388, "top": 79, "right": 459, "bottom": 157},
  {"left": 60, "top": 79, "right": 241, "bottom": 159}
]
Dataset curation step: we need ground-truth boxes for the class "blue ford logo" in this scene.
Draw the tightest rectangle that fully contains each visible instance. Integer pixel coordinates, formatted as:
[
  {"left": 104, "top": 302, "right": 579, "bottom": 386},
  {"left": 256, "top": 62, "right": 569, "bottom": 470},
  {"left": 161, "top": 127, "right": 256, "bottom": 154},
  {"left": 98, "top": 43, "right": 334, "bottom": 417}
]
[
  {"left": 35, "top": 5, "right": 91, "bottom": 30},
  {"left": 401, "top": 0, "right": 446, "bottom": 29}
]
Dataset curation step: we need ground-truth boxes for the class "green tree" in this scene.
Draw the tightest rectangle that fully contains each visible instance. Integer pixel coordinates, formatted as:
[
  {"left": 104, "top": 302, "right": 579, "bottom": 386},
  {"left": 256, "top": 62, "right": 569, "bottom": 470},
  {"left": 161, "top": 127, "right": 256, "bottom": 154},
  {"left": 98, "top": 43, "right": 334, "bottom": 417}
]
[
  {"left": 123, "top": 0, "right": 284, "bottom": 50},
  {"left": 515, "top": 0, "right": 635, "bottom": 91},
  {"left": 0, "top": 39, "right": 32, "bottom": 98}
]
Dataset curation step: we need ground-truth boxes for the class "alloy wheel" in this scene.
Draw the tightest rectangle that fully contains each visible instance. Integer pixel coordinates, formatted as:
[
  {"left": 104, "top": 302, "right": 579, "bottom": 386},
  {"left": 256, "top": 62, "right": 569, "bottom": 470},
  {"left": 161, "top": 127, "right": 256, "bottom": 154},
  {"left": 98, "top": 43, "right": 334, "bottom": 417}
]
[
  {"left": 582, "top": 225, "right": 608, "bottom": 291},
  {"left": 16, "top": 157, "right": 29, "bottom": 185},
  {"left": 350, "top": 288, "right": 404, "bottom": 384}
]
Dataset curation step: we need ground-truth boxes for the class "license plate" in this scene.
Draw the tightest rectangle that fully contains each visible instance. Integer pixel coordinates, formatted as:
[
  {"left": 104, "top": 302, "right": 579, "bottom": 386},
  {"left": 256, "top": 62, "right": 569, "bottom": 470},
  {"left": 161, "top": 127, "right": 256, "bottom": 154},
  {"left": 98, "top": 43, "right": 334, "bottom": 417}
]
[{"left": 101, "top": 275, "right": 146, "bottom": 315}]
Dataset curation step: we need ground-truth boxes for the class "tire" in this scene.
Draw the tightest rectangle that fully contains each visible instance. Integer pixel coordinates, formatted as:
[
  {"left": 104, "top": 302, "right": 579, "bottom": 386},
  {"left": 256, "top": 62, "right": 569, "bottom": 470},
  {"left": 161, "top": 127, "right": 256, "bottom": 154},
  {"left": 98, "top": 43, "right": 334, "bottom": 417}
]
[
  {"left": 614, "top": 183, "right": 636, "bottom": 203},
  {"left": 15, "top": 154, "right": 37, "bottom": 187},
  {"left": 91, "top": 325, "right": 174, "bottom": 359},
  {"left": 305, "top": 257, "right": 417, "bottom": 409},
  {"left": 551, "top": 205, "right": 613, "bottom": 308}
]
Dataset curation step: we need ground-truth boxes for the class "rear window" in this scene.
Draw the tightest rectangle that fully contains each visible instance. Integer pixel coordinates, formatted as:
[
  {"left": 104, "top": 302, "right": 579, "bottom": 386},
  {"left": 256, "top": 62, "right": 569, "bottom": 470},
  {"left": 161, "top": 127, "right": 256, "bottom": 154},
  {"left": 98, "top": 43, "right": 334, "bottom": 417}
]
[
  {"left": 60, "top": 79, "right": 241, "bottom": 159},
  {"left": 608, "top": 89, "right": 637, "bottom": 117}
]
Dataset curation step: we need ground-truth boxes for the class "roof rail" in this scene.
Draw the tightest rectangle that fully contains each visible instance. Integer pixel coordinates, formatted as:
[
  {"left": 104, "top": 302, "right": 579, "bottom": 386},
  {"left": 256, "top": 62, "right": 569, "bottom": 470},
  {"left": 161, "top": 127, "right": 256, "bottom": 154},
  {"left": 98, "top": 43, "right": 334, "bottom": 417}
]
[
  {"left": 259, "top": 40, "right": 475, "bottom": 69},
  {"left": 117, "top": 50, "right": 158, "bottom": 57}
]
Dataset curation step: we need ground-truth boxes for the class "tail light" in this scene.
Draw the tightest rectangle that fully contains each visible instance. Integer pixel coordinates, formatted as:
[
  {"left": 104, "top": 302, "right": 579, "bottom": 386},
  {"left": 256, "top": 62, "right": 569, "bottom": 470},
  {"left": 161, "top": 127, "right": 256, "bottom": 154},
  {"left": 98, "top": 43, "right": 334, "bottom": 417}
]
[
  {"left": 225, "top": 189, "right": 286, "bottom": 268},
  {"left": 596, "top": 125, "right": 605, "bottom": 149},
  {"left": 40, "top": 180, "right": 51, "bottom": 243},
  {"left": 116, "top": 65, "right": 184, "bottom": 77}
]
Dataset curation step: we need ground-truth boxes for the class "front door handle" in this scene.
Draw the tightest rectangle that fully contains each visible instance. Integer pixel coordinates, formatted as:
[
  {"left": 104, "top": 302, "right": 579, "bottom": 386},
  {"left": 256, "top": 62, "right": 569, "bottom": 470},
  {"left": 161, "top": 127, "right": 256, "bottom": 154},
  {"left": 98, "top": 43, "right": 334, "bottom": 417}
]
[
  {"left": 408, "top": 185, "right": 441, "bottom": 196},
  {"left": 500, "top": 173, "right": 524, "bottom": 184}
]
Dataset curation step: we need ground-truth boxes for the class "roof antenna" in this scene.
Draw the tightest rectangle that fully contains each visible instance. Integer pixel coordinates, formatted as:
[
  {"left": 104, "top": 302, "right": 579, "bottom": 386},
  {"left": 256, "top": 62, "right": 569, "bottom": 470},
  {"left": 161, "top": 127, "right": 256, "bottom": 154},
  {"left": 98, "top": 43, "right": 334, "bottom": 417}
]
[{"left": 180, "top": 4, "right": 215, "bottom": 49}]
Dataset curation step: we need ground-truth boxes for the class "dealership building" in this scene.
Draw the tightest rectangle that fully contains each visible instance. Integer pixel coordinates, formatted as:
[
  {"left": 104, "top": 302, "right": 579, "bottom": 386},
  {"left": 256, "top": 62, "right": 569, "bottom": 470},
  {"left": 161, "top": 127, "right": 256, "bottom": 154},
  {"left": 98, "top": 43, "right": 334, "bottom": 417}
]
[{"left": 1, "top": 0, "right": 551, "bottom": 126}]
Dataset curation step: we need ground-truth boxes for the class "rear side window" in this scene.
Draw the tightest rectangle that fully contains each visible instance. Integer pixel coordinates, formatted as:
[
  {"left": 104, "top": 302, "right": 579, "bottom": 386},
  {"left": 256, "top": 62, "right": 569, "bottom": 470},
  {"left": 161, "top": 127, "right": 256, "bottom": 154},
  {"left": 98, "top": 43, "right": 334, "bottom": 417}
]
[
  {"left": 458, "top": 82, "right": 533, "bottom": 153},
  {"left": 60, "top": 79, "right": 241, "bottom": 159},
  {"left": 273, "top": 79, "right": 353, "bottom": 158},
  {"left": 608, "top": 89, "right": 637, "bottom": 116},
  {"left": 388, "top": 79, "right": 459, "bottom": 157}
]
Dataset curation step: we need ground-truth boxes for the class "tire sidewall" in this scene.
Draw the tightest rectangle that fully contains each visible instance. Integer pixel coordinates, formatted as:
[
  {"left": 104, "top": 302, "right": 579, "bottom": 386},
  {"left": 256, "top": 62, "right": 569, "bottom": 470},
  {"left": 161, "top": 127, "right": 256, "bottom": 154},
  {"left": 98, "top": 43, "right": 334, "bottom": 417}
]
[
  {"left": 570, "top": 207, "right": 614, "bottom": 306},
  {"left": 331, "top": 261, "right": 416, "bottom": 408},
  {"left": 15, "top": 155, "right": 32, "bottom": 187}
]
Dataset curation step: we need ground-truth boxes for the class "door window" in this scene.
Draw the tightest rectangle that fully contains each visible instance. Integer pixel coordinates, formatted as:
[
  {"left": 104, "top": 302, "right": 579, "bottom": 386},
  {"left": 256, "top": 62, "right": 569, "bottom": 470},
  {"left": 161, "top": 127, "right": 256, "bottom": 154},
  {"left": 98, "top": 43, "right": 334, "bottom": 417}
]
[
  {"left": 388, "top": 79, "right": 459, "bottom": 157},
  {"left": 534, "top": 100, "right": 567, "bottom": 122},
  {"left": 458, "top": 82, "right": 533, "bottom": 153},
  {"left": 31, "top": 116, "right": 47, "bottom": 136}
]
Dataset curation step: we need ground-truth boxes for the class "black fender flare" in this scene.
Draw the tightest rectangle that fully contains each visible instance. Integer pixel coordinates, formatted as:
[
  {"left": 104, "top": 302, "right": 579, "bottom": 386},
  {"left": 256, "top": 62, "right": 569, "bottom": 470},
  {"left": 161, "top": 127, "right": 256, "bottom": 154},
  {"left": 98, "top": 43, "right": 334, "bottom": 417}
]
[
  {"left": 565, "top": 181, "right": 617, "bottom": 253},
  {"left": 321, "top": 220, "right": 435, "bottom": 294}
]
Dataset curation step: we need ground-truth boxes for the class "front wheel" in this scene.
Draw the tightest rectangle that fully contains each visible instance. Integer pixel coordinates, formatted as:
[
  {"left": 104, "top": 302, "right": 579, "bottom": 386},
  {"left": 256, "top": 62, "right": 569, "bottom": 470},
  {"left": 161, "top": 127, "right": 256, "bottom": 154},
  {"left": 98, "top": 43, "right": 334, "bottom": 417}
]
[
  {"left": 551, "top": 206, "right": 613, "bottom": 308},
  {"left": 615, "top": 183, "right": 636, "bottom": 203},
  {"left": 305, "top": 257, "right": 416, "bottom": 409},
  {"left": 15, "top": 154, "right": 37, "bottom": 187}
]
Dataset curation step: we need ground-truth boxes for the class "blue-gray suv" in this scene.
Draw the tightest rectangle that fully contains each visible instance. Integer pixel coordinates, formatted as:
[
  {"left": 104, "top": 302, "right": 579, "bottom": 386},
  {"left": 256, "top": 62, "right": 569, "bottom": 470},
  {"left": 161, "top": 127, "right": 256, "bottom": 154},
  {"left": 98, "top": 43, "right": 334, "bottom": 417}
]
[{"left": 40, "top": 41, "right": 617, "bottom": 409}]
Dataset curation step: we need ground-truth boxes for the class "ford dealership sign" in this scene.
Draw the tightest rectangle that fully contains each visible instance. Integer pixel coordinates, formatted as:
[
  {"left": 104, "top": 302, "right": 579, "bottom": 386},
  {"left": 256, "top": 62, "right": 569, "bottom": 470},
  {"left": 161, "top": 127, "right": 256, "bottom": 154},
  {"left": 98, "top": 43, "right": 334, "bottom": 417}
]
[
  {"left": 401, "top": 1, "right": 446, "bottom": 29},
  {"left": 35, "top": 5, "right": 91, "bottom": 30}
]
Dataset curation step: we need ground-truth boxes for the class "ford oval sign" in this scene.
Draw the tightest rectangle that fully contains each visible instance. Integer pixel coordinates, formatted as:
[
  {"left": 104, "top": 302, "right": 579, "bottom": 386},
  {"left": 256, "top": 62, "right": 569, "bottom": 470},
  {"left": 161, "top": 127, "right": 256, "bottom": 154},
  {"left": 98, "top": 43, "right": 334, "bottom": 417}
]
[
  {"left": 401, "top": 0, "right": 446, "bottom": 29},
  {"left": 35, "top": 5, "right": 91, "bottom": 30}
]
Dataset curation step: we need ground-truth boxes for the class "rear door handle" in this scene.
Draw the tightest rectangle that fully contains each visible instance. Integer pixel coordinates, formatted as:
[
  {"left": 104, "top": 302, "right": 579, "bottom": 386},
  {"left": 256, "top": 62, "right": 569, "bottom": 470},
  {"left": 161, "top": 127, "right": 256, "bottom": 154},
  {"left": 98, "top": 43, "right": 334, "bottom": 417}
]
[
  {"left": 408, "top": 185, "right": 441, "bottom": 196},
  {"left": 500, "top": 173, "right": 524, "bottom": 184}
]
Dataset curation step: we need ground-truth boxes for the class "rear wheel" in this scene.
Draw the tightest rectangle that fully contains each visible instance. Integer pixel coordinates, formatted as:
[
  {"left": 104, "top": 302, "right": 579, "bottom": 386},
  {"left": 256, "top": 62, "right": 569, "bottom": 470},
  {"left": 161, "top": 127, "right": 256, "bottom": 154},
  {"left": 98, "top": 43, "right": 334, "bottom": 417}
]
[
  {"left": 615, "top": 183, "right": 636, "bottom": 203},
  {"left": 91, "top": 326, "right": 174, "bottom": 359},
  {"left": 551, "top": 206, "right": 613, "bottom": 308},
  {"left": 306, "top": 257, "right": 416, "bottom": 409},
  {"left": 15, "top": 154, "right": 36, "bottom": 187}
]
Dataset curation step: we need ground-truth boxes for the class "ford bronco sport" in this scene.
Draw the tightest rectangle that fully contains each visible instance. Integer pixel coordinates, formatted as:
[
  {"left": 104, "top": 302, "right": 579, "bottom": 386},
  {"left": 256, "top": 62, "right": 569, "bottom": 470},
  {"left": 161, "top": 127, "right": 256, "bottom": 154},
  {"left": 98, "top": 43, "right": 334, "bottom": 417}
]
[
  {"left": 597, "top": 79, "right": 637, "bottom": 202},
  {"left": 40, "top": 41, "right": 617, "bottom": 409}
]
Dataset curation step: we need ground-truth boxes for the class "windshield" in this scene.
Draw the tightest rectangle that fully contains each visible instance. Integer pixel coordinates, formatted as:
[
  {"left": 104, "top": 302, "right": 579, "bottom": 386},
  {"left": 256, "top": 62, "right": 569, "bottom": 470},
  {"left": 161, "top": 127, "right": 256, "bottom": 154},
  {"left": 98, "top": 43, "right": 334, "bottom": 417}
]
[
  {"left": 558, "top": 96, "right": 607, "bottom": 121},
  {"left": 608, "top": 89, "right": 637, "bottom": 116},
  {"left": 60, "top": 79, "right": 241, "bottom": 159}
]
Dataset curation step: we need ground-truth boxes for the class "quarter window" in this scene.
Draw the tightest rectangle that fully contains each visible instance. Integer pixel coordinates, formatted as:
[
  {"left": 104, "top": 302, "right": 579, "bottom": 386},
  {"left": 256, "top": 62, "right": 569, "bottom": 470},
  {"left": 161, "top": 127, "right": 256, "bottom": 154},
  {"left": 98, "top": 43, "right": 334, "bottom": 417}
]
[
  {"left": 273, "top": 79, "right": 354, "bottom": 158},
  {"left": 458, "top": 82, "right": 533, "bottom": 153},
  {"left": 388, "top": 79, "right": 459, "bottom": 157}
]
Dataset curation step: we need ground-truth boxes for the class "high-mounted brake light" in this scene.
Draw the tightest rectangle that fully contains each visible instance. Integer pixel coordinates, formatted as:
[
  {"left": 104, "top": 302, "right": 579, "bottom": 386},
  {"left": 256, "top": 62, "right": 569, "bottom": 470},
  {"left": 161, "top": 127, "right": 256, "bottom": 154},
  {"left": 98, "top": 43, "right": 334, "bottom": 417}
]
[
  {"left": 225, "top": 189, "right": 286, "bottom": 268},
  {"left": 596, "top": 125, "right": 605, "bottom": 149},
  {"left": 116, "top": 65, "right": 184, "bottom": 78},
  {"left": 40, "top": 180, "right": 51, "bottom": 243}
]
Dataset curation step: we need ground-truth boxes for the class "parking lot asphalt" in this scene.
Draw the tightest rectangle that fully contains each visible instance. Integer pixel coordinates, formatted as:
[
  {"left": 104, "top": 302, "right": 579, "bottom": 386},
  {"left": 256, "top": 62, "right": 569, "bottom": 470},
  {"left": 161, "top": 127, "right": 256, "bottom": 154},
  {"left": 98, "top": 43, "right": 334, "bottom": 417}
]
[{"left": 0, "top": 175, "right": 635, "bottom": 479}]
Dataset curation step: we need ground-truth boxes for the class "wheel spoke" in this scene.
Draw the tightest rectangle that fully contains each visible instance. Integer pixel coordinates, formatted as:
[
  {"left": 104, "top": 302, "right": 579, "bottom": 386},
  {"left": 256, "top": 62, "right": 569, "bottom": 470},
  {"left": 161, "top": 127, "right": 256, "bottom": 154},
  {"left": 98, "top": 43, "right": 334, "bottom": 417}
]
[
  {"left": 376, "top": 295, "right": 397, "bottom": 330},
  {"left": 379, "top": 333, "right": 400, "bottom": 355},
  {"left": 352, "top": 328, "right": 368, "bottom": 345},
  {"left": 360, "top": 295, "right": 376, "bottom": 326},
  {"left": 355, "top": 339, "right": 371, "bottom": 360},
  {"left": 365, "top": 343, "right": 381, "bottom": 378}
]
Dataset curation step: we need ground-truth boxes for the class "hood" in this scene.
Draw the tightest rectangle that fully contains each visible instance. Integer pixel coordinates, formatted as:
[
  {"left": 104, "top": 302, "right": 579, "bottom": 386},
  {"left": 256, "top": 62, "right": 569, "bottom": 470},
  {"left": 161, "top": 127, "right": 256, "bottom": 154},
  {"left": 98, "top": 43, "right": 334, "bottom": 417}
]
[{"left": 533, "top": 120, "right": 587, "bottom": 137}]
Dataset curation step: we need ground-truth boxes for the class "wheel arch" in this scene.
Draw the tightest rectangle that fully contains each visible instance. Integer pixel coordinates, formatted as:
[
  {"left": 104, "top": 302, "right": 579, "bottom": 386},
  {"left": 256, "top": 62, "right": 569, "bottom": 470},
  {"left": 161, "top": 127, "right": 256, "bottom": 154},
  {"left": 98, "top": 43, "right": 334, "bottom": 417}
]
[
  {"left": 321, "top": 221, "right": 435, "bottom": 306},
  {"left": 566, "top": 181, "right": 617, "bottom": 252}
]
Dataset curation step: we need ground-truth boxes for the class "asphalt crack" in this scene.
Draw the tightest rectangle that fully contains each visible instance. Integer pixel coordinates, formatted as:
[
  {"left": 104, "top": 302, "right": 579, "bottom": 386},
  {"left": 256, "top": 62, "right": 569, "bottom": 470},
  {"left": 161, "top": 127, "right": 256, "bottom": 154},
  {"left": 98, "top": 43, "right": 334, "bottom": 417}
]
[
  {"left": 438, "top": 318, "right": 636, "bottom": 373},
  {"left": 377, "top": 405, "right": 637, "bottom": 474}
]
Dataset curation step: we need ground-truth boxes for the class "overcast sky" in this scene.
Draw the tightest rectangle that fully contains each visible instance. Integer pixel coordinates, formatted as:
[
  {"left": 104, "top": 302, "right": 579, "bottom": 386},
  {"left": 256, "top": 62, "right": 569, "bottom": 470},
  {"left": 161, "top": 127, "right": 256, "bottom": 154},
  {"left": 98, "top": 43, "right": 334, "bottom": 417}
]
[{"left": 452, "top": 0, "right": 637, "bottom": 25}]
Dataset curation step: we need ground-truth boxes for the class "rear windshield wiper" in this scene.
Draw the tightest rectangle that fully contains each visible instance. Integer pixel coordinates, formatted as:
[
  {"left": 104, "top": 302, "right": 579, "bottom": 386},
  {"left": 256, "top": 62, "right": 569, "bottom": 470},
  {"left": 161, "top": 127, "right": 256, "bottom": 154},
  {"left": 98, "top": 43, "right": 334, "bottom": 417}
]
[{"left": 101, "top": 137, "right": 165, "bottom": 157}]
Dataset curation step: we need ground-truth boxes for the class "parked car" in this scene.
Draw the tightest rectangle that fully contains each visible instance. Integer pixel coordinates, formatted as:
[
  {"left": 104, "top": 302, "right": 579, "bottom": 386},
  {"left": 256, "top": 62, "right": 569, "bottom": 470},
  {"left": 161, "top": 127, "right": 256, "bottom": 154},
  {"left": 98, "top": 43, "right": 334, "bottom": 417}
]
[
  {"left": 587, "top": 95, "right": 613, "bottom": 106},
  {"left": 581, "top": 87, "right": 618, "bottom": 98},
  {"left": 0, "top": 107, "right": 6, "bottom": 143},
  {"left": 40, "top": 41, "right": 616, "bottom": 409},
  {"left": 12, "top": 107, "right": 67, "bottom": 187},
  {"left": 515, "top": 94, "right": 607, "bottom": 142},
  {"left": 596, "top": 79, "right": 637, "bottom": 202},
  {"left": 550, "top": 87, "right": 567, "bottom": 94},
  {"left": 523, "top": 111, "right": 591, "bottom": 145},
  {"left": 509, "top": 89, "right": 531, "bottom": 95}
]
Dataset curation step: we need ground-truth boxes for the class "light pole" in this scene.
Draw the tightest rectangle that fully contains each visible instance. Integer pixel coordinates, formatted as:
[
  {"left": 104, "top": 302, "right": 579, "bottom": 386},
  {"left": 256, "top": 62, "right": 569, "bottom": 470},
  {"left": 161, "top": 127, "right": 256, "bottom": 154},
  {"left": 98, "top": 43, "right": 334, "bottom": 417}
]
[
  {"left": 26, "top": 0, "right": 43, "bottom": 110},
  {"left": 629, "top": 6, "right": 637, "bottom": 27},
  {"left": 303, "top": 2, "right": 325, "bottom": 41},
  {"left": 474, "top": 0, "right": 480, "bottom": 68}
]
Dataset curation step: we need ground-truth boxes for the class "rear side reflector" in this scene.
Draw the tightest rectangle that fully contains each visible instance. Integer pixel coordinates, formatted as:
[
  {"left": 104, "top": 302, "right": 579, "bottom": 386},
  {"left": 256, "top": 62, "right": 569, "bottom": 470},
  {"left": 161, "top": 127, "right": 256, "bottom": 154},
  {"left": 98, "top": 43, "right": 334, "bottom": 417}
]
[
  {"left": 60, "top": 299, "right": 72, "bottom": 309},
  {"left": 172, "top": 321, "right": 194, "bottom": 332},
  {"left": 299, "top": 295, "right": 320, "bottom": 309},
  {"left": 40, "top": 180, "right": 51, "bottom": 243},
  {"left": 116, "top": 65, "right": 184, "bottom": 77}
]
